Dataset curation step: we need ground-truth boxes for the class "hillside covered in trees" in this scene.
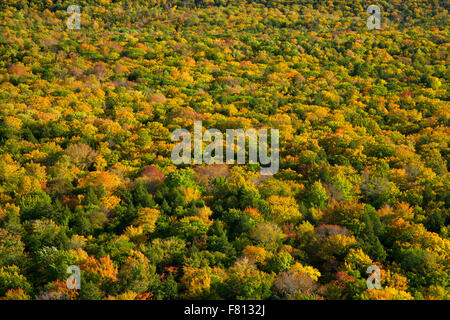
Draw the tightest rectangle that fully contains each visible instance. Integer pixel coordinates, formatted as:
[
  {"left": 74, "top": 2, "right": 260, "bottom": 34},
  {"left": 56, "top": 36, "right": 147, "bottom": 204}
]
[{"left": 0, "top": 0, "right": 448, "bottom": 300}]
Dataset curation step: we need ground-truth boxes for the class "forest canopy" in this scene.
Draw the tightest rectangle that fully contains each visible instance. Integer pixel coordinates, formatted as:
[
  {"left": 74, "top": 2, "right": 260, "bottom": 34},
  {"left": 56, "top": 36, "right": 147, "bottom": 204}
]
[{"left": 0, "top": 0, "right": 448, "bottom": 300}]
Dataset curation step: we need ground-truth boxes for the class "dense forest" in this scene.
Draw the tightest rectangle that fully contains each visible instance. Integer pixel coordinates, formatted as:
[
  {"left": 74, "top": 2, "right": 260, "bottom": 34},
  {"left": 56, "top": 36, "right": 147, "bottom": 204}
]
[{"left": 0, "top": 0, "right": 448, "bottom": 300}]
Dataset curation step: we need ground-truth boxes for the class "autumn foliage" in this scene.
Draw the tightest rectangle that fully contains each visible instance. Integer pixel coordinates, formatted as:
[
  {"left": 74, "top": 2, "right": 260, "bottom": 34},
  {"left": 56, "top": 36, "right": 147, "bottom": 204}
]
[{"left": 0, "top": 0, "right": 448, "bottom": 300}]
